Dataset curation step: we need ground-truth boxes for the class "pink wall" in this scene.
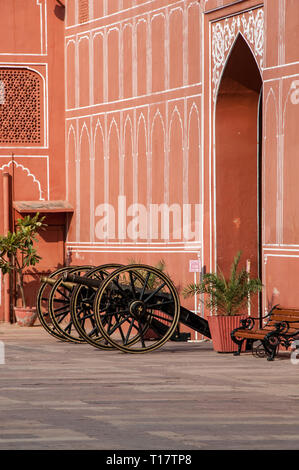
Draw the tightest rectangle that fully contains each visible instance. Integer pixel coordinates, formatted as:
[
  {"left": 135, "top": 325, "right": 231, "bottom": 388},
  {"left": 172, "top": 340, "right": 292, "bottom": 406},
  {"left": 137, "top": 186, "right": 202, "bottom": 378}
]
[
  {"left": 0, "top": 0, "right": 65, "bottom": 319},
  {"left": 65, "top": 0, "right": 203, "bottom": 331},
  {"left": 64, "top": 0, "right": 299, "bottom": 325},
  {"left": 203, "top": 0, "right": 299, "bottom": 314},
  {"left": 2, "top": 0, "right": 299, "bottom": 324}
]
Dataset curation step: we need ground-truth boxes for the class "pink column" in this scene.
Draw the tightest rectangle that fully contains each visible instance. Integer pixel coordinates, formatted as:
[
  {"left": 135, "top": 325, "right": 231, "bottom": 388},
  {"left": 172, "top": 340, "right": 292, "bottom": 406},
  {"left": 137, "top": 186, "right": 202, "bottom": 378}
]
[{"left": 3, "top": 172, "right": 11, "bottom": 323}]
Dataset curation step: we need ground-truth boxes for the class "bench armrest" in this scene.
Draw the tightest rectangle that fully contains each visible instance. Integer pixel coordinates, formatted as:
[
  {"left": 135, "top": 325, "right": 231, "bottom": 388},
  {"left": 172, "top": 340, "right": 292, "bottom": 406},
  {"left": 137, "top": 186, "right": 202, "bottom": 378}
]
[
  {"left": 248, "top": 304, "right": 280, "bottom": 322},
  {"left": 238, "top": 316, "right": 257, "bottom": 331},
  {"left": 233, "top": 305, "right": 281, "bottom": 333},
  {"left": 274, "top": 320, "right": 299, "bottom": 335}
]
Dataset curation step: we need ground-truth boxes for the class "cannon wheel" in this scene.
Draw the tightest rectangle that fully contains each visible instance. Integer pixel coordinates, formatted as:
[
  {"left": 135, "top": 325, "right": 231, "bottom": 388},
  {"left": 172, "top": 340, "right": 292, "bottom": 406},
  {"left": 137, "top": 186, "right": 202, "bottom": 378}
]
[
  {"left": 70, "top": 264, "right": 146, "bottom": 350},
  {"left": 93, "top": 264, "right": 180, "bottom": 354},
  {"left": 70, "top": 263, "right": 124, "bottom": 350},
  {"left": 48, "top": 266, "right": 94, "bottom": 343},
  {"left": 36, "top": 266, "right": 76, "bottom": 342}
]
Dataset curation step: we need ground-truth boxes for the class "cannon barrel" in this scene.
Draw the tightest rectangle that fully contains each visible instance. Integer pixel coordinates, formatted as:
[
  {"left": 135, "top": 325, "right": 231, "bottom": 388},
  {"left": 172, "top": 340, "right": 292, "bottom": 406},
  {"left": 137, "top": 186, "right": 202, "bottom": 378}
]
[
  {"left": 63, "top": 273, "right": 102, "bottom": 288},
  {"left": 41, "top": 276, "right": 74, "bottom": 290}
]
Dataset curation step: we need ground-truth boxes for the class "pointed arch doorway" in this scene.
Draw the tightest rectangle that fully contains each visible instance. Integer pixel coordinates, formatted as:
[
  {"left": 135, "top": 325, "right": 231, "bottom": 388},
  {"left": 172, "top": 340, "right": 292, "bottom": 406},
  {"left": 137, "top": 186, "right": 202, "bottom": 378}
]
[{"left": 215, "top": 34, "right": 263, "bottom": 312}]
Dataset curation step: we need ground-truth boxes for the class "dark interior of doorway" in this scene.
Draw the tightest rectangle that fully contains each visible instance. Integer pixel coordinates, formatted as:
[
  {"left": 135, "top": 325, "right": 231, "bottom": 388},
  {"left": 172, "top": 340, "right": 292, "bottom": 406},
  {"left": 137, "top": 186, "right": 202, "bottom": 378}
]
[{"left": 215, "top": 33, "right": 263, "bottom": 316}]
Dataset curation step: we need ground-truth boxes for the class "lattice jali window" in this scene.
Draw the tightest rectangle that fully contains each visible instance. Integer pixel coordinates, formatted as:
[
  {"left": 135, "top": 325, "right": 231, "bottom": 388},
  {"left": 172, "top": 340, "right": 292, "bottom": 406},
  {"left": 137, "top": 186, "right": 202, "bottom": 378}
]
[
  {"left": 79, "top": 0, "right": 89, "bottom": 23},
  {"left": 0, "top": 68, "right": 42, "bottom": 146}
]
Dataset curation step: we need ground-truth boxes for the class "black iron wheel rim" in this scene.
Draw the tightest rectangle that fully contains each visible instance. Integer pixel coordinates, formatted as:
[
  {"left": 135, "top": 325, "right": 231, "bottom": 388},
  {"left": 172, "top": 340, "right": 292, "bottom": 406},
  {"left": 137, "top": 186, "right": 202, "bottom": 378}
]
[
  {"left": 93, "top": 264, "right": 180, "bottom": 354},
  {"left": 48, "top": 266, "right": 94, "bottom": 343},
  {"left": 36, "top": 266, "right": 75, "bottom": 342},
  {"left": 70, "top": 264, "right": 124, "bottom": 350}
]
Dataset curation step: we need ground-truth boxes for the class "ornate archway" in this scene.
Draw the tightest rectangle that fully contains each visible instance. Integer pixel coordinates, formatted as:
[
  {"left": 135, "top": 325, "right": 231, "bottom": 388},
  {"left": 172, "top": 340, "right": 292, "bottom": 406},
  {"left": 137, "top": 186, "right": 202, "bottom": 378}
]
[
  {"left": 210, "top": 8, "right": 264, "bottom": 300},
  {"left": 215, "top": 33, "right": 263, "bottom": 290}
]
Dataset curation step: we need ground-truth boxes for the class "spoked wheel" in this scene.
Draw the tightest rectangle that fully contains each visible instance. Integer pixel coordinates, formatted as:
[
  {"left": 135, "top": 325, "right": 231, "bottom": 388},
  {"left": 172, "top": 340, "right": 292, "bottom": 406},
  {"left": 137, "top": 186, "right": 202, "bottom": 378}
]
[
  {"left": 36, "top": 266, "right": 76, "bottom": 342},
  {"left": 252, "top": 340, "right": 267, "bottom": 358},
  {"left": 70, "top": 264, "right": 124, "bottom": 350},
  {"left": 48, "top": 266, "right": 94, "bottom": 343},
  {"left": 93, "top": 264, "right": 180, "bottom": 354}
]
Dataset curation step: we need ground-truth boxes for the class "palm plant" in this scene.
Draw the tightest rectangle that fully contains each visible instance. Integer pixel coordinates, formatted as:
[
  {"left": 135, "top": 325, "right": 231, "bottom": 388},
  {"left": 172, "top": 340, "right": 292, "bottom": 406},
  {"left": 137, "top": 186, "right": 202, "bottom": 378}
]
[
  {"left": 127, "top": 258, "right": 167, "bottom": 289},
  {"left": 183, "top": 251, "right": 263, "bottom": 316}
]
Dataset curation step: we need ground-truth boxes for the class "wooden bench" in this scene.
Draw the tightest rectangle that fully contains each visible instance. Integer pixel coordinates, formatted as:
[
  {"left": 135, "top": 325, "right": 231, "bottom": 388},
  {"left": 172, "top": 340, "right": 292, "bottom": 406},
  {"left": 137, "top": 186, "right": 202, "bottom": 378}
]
[{"left": 231, "top": 305, "right": 299, "bottom": 361}]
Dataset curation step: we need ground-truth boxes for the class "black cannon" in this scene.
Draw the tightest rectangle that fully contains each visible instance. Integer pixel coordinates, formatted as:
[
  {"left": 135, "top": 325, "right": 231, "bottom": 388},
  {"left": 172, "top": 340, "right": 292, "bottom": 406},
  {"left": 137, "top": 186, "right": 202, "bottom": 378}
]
[
  {"left": 37, "top": 264, "right": 122, "bottom": 345},
  {"left": 37, "top": 263, "right": 211, "bottom": 353}
]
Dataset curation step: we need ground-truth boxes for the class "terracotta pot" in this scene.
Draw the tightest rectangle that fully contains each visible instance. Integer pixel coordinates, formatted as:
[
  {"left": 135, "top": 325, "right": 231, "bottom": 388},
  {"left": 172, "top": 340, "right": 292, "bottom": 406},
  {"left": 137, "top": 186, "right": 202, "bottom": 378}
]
[
  {"left": 14, "top": 306, "right": 37, "bottom": 327},
  {"left": 208, "top": 314, "right": 247, "bottom": 353}
]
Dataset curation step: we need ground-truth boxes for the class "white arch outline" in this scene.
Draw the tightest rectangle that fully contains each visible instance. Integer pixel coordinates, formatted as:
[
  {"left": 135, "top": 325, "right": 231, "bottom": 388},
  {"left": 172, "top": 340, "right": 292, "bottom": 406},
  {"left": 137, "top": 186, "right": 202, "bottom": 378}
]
[
  {"left": 187, "top": 102, "right": 200, "bottom": 150},
  {"left": 93, "top": 118, "right": 105, "bottom": 161},
  {"left": 168, "top": 105, "right": 184, "bottom": 152},
  {"left": 264, "top": 87, "right": 279, "bottom": 245},
  {"left": 79, "top": 122, "right": 91, "bottom": 162},
  {"left": 108, "top": 117, "right": 120, "bottom": 160},
  {"left": 214, "top": 31, "right": 263, "bottom": 106},
  {"left": 137, "top": 112, "right": 148, "bottom": 155},
  {"left": 66, "top": 39, "right": 76, "bottom": 110},
  {"left": 212, "top": 28, "right": 263, "bottom": 271},
  {"left": 66, "top": 124, "right": 77, "bottom": 200},
  {"left": 123, "top": 114, "right": 134, "bottom": 159},
  {"left": 150, "top": 109, "right": 166, "bottom": 154},
  {"left": 0, "top": 160, "right": 44, "bottom": 201}
]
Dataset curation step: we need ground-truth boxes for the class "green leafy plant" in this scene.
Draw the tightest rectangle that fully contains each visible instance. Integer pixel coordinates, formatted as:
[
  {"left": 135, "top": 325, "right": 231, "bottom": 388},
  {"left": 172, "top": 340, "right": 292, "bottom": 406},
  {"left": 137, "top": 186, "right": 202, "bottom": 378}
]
[
  {"left": 127, "top": 258, "right": 167, "bottom": 289},
  {"left": 0, "top": 213, "right": 47, "bottom": 307},
  {"left": 183, "top": 251, "right": 263, "bottom": 316}
]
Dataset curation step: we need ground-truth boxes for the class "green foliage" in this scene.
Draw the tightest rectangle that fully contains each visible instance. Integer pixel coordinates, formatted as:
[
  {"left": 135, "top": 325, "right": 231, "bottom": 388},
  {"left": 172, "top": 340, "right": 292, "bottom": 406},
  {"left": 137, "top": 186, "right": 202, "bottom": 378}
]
[
  {"left": 0, "top": 213, "right": 47, "bottom": 306},
  {"left": 127, "top": 258, "right": 167, "bottom": 289},
  {"left": 183, "top": 251, "right": 263, "bottom": 316}
]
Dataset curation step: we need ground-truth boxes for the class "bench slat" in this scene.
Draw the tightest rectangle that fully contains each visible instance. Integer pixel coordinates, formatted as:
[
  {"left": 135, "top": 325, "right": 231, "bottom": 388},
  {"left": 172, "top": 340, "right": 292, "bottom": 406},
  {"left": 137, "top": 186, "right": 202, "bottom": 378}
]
[{"left": 231, "top": 307, "right": 299, "bottom": 360}]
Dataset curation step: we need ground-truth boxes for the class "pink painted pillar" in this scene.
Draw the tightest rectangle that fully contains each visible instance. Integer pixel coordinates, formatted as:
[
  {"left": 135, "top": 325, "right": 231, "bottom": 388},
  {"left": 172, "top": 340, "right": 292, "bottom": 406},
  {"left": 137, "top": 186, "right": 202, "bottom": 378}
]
[{"left": 3, "top": 172, "right": 11, "bottom": 323}]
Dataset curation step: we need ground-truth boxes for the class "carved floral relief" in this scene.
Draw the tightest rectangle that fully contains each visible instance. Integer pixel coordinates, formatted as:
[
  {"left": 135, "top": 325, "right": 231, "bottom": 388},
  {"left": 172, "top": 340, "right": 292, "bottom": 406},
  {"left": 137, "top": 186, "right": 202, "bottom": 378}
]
[{"left": 211, "top": 8, "right": 264, "bottom": 102}]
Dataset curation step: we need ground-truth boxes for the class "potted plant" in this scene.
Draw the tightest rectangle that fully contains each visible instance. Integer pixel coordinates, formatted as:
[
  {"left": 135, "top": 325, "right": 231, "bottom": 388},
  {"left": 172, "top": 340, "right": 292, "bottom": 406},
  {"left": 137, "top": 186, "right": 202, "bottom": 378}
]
[
  {"left": 0, "top": 213, "right": 46, "bottom": 326},
  {"left": 183, "top": 251, "right": 263, "bottom": 353}
]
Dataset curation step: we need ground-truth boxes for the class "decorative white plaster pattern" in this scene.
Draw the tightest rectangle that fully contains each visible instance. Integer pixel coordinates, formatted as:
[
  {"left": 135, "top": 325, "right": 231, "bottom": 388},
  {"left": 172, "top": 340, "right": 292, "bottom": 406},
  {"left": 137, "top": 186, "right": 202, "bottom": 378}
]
[
  {"left": 0, "top": 159, "right": 45, "bottom": 200},
  {"left": 211, "top": 8, "right": 264, "bottom": 102}
]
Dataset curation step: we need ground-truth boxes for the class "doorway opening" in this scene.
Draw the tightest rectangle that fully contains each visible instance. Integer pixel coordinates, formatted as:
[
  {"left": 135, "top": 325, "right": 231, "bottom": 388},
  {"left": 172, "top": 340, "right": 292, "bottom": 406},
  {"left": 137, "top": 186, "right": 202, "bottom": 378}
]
[{"left": 215, "top": 33, "right": 263, "bottom": 313}]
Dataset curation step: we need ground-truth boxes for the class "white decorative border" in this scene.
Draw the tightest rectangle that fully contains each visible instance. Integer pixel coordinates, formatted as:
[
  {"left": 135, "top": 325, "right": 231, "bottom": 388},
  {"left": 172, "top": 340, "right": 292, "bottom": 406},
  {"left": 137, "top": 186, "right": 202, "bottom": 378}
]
[
  {"left": 0, "top": 155, "right": 49, "bottom": 200},
  {"left": 66, "top": 92, "right": 202, "bottom": 247},
  {"left": 66, "top": 0, "right": 177, "bottom": 29},
  {"left": 211, "top": 8, "right": 264, "bottom": 102},
  {"left": 209, "top": 6, "right": 264, "bottom": 270},
  {"left": 0, "top": 63, "right": 48, "bottom": 149},
  {"left": 65, "top": 1, "right": 201, "bottom": 110},
  {"left": 0, "top": 1, "right": 48, "bottom": 56}
]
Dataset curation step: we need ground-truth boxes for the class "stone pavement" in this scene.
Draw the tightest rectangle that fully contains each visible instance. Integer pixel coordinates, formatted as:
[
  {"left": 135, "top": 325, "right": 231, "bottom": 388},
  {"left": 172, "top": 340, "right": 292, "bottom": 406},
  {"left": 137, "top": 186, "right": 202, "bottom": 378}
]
[{"left": 0, "top": 322, "right": 299, "bottom": 451}]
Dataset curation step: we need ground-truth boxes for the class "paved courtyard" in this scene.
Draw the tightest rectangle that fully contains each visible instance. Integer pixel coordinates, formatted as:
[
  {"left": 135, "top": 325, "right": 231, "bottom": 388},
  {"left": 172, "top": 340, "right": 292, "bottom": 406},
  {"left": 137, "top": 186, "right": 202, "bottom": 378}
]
[{"left": 0, "top": 322, "right": 299, "bottom": 451}]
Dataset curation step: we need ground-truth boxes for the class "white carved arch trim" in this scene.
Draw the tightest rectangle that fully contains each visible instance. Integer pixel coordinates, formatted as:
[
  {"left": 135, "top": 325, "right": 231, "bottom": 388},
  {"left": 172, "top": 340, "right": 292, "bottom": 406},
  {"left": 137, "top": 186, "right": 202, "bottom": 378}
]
[
  {"left": 0, "top": 160, "right": 44, "bottom": 200},
  {"left": 211, "top": 7, "right": 264, "bottom": 103}
]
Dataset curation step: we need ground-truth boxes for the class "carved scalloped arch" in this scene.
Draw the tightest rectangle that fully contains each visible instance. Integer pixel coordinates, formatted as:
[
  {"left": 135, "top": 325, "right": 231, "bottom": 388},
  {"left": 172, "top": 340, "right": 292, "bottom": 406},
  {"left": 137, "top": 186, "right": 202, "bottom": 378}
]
[{"left": 0, "top": 160, "right": 44, "bottom": 200}]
